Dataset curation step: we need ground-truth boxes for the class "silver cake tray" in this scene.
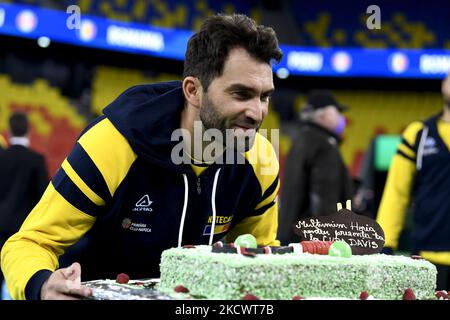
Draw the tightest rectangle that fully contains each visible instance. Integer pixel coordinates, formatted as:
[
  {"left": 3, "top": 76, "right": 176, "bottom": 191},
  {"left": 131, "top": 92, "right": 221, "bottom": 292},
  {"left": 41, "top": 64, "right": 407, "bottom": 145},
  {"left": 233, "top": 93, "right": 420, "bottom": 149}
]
[{"left": 82, "top": 278, "right": 173, "bottom": 300}]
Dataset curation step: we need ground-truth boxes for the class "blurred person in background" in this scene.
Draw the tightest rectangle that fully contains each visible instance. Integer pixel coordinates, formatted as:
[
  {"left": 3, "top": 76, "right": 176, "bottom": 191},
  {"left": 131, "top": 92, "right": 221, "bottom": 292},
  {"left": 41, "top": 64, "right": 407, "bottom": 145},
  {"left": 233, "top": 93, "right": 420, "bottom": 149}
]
[
  {"left": 278, "top": 90, "right": 354, "bottom": 245},
  {"left": 0, "top": 108, "right": 7, "bottom": 151},
  {"left": 0, "top": 134, "right": 6, "bottom": 151},
  {"left": 377, "top": 72, "right": 450, "bottom": 291},
  {"left": 0, "top": 112, "right": 49, "bottom": 296}
]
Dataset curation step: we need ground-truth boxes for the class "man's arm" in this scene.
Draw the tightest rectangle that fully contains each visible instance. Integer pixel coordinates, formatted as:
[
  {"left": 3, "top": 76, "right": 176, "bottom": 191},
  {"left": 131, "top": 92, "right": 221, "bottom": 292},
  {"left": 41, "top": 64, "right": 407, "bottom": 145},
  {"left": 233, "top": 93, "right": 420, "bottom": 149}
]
[
  {"left": 1, "top": 118, "right": 137, "bottom": 300},
  {"left": 1, "top": 162, "right": 98, "bottom": 300},
  {"left": 225, "top": 134, "right": 280, "bottom": 246},
  {"left": 377, "top": 122, "right": 422, "bottom": 250}
]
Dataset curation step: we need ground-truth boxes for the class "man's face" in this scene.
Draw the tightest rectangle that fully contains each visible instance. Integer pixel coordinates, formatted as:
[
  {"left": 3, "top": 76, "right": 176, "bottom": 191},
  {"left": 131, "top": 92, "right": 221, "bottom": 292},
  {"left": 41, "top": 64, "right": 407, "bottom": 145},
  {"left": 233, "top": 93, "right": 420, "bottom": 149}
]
[
  {"left": 442, "top": 72, "right": 450, "bottom": 106},
  {"left": 323, "top": 106, "right": 341, "bottom": 131},
  {"left": 199, "top": 47, "right": 274, "bottom": 151},
  {"left": 319, "top": 105, "right": 341, "bottom": 132}
]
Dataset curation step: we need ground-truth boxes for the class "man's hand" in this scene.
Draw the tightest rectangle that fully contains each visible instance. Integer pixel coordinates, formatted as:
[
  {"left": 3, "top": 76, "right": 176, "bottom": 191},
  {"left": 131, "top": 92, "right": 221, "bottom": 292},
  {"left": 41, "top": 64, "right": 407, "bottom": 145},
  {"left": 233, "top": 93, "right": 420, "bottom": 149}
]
[{"left": 40, "top": 262, "right": 92, "bottom": 300}]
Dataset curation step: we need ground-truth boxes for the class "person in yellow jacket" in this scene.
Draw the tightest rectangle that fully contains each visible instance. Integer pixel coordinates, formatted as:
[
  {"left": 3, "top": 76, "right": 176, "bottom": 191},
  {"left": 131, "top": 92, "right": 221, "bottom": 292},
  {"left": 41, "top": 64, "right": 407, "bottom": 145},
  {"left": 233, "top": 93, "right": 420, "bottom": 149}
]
[
  {"left": 1, "top": 14, "right": 282, "bottom": 300},
  {"left": 377, "top": 72, "right": 450, "bottom": 291}
]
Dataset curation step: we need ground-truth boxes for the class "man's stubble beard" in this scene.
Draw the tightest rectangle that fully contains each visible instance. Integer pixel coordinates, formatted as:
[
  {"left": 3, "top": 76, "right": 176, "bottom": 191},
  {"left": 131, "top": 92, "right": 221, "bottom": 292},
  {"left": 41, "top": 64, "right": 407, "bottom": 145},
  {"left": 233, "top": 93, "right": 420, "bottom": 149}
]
[{"left": 199, "top": 93, "right": 258, "bottom": 152}]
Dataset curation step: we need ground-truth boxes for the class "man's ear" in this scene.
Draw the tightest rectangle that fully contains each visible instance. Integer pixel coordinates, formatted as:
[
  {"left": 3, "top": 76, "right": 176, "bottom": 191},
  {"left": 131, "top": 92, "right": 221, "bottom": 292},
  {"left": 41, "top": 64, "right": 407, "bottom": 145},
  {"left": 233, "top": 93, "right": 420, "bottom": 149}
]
[{"left": 182, "top": 76, "right": 202, "bottom": 109}]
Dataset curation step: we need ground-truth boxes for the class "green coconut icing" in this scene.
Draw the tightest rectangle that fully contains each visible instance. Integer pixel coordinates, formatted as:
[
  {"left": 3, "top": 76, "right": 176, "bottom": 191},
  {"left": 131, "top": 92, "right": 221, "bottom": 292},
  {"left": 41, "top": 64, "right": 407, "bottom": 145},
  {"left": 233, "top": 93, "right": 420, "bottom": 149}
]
[{"left": 159, "top": 245, "right": 437, "bottom": 300}]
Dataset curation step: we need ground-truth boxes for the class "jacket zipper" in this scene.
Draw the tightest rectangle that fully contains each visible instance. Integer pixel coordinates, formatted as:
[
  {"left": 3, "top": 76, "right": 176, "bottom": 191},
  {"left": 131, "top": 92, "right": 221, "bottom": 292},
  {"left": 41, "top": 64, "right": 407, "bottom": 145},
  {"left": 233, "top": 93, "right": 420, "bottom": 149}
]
[{"left": 196, "top": 177, "right": 201, "bottom": 194}]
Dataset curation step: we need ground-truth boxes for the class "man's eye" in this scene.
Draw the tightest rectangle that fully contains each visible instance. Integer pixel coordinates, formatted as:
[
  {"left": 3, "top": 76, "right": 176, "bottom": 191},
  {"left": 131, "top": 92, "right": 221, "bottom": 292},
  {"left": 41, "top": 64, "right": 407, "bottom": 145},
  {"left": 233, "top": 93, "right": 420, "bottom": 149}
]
[
  {"left": 233, "top": 92, "right": 251, "bottom": 100},
  {"left": 261, "top": 94, "right": 271, "bottom": 102}
]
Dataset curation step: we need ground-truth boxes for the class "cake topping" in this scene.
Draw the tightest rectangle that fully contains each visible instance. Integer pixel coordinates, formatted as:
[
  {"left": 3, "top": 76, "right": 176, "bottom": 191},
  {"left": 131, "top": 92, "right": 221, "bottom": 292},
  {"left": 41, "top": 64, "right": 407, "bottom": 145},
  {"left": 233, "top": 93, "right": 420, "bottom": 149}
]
[
  {"left": 262, "top": 246, "right": 272, "bottom": 254},
  {"left": 234, "top": 234, "right": 258, "bottom": 249},
  {"left": 402, "top": 288, "right": 416, "bottom": 300},
  {"left": 359, "top": 291, "right": 369, "bottom": 300},
  {"left": 212, "top": 244, "right": 294, "bottom": 255},
  {"left": 328, "top": 241, "right": 352, "bottom": 258},
  {"left": 116, "top": 273, "right": 130, "bottom": 284},
  {"left": 243, "top": 293, "right": 260, "bottom": 300},
  {"left": 213, "top": 241, "right": 224, "bottom": 247},
  {"left": 182, "top": 245, "right": 196, "bottom": 249},
  {"left": 292, "top": 295, "right": 305, "bottom": 300},
  {"left": 410, "top": 255, "right": 424, "bottom": 260},
  {"left": 300, "top": 241, "right": 334, "bottom": 255},
  {"left": 435, "top": 291, "right": 449, "bottom": 300},
  {"left": 174, "top": 285, "right": 189, "bottom": 293},
  {"left": 294, "top": 200, "right": 385, "bottom": 255},
  {"left": 289, "top": 243, "right": 303, "bottom": 254},
  {"left": 239, "top": 247, "right": 257, "bottom": 258}
]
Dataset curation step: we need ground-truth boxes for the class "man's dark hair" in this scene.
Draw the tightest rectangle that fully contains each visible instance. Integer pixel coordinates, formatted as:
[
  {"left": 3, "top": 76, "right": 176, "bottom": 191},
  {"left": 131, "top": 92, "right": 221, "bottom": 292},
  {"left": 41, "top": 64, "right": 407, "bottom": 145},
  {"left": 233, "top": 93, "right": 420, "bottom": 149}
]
[
  {"left": 183, "top": 14, "right": 283, "bottom": 90},
  {"left": 9, "top": 112, "right": 29, "bottom": 137}
]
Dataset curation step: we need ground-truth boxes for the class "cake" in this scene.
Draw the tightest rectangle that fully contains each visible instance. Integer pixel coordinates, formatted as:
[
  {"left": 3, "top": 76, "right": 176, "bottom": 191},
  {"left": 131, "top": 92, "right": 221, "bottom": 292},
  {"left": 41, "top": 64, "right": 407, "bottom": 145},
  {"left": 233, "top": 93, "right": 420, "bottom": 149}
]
[
  {"left": 158, "top": 243, "right": 437, "bottom": 300},
  {"left": 85, "top": 203, "right": 442, "bottom": 300},
  {"left": 84, "top": 241, "right": 441, "bottom": 300},
  {"left": 157, "top": 203, "right": 438, "bottom": 300}
]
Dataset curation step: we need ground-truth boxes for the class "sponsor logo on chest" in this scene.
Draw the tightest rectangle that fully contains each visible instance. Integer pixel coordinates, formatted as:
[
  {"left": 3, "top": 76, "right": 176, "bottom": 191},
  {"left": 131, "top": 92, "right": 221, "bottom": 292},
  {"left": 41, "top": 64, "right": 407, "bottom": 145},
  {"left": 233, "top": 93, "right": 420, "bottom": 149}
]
[
  {"left": 122, "top": 218, "right": 152, "bottom": 233},
  {"left": 423, "top": 137, "right": 439, "bottom": 156},
  {"left": 133, "top": 194, "right": 153, "bottom": 212}
]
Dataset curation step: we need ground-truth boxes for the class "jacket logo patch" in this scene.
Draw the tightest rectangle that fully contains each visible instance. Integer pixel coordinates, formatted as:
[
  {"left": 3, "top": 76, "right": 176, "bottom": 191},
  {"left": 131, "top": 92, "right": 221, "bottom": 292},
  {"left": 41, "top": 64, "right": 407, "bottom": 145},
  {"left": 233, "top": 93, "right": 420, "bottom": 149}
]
[
  {"left": 133, "top": 194, "right": 153, "bottom": 212},
  {"left": 423, "top": 137, "right": 439, "bottom": 156},
  {"left": 425, "top": 137, "right": 436, "bottom": 147},
  {"left": 122, "top": 218, "right": 132, "bottom": 229},
  {"left": 122, "top": 218, "right": 152, "bottom": 233},
  {"left": 203, "top": 215, "right": 233, "bottom": 235}
]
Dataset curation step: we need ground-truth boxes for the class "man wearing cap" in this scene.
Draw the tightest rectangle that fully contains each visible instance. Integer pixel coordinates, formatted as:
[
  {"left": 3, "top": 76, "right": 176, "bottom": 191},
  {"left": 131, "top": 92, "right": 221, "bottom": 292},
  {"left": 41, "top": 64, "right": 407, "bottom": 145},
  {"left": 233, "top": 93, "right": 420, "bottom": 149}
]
[{"left": 278, "top": 90, "right": 354, "bottom": 245}]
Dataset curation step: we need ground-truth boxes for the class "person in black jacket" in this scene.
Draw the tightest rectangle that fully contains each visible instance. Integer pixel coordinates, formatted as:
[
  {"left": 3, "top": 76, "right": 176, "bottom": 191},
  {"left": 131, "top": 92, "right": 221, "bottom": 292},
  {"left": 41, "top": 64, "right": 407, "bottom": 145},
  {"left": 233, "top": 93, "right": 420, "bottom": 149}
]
[
  {"left": 0, "top": 112, "right": 49, "bottom": 290},
  {"left": 278, "top": 90, "right": 354, "bottom": 245}
]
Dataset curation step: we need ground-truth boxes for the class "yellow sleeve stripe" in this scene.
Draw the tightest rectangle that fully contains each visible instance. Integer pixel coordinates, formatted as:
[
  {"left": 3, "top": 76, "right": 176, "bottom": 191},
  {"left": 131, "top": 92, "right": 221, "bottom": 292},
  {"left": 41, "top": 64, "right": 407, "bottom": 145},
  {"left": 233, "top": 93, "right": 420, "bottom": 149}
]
[
  {"left": 400, "top": 137, "right": 415, "bottom": 151},
  {"left": 255, "top": 178, "right": 280, "bottom": 210},
  {"left": 397, "top": 143, "right": 416, "bottom": 160},
  {"left": 377, "top": 154, "right": 416, "bottom": 249},
  {"left": 245, "top": 133, "right": 280, "bottom": 196},
  {"left": 225, "top": 204, "right": 280, "bottom": 246},
  {"left": 61, "top": 159, "right": 105, "bottom": 206},
  {"left": 78, "top": 118, "right": 137, "bottom": 196},
  {"left": 402, "top": 121, "right": 424, "bottom": 147},
  {"left": 1, "top": 183, "right": 96, "bottom": 299}
]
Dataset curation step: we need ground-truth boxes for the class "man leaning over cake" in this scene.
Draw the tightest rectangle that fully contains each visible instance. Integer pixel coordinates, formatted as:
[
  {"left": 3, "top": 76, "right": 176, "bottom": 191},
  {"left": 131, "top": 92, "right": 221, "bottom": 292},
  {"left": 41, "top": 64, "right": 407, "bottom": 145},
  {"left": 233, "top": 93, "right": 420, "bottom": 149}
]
[{"left": 1, "top": 14, "right": 283, "bottom": 300}]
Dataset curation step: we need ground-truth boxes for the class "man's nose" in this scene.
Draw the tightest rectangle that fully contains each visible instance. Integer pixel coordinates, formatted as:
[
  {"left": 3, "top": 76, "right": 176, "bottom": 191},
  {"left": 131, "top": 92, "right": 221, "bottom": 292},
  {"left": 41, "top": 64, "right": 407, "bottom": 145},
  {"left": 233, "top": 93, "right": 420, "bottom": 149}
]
[{"left": 245, "top": 98, "right": 267, "bottom": 124}]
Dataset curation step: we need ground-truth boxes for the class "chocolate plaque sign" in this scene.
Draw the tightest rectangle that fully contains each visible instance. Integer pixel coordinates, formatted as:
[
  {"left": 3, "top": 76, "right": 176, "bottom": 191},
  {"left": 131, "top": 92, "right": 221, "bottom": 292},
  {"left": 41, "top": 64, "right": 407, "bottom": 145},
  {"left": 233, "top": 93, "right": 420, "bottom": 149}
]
[{"left": 293, "top": 209, "right": 385, "bottom": 255}]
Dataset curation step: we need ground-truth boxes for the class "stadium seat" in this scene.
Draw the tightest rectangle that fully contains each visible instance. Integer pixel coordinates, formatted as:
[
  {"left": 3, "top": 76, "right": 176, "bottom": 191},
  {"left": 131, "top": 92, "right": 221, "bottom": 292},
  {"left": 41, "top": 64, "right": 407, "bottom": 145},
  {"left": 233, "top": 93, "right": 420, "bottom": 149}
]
[{"left": 0, "top": 74, "right": 86, "bottom": 175}]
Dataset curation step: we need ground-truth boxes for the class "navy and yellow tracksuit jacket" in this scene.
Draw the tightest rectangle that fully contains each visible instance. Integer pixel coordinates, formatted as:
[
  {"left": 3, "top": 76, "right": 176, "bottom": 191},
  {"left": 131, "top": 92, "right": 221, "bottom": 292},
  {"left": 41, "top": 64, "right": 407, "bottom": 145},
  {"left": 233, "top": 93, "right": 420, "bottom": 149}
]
[
  {"left": 377, "top": 113, "right": 450, "bottom": 265},
  {"left": 1, "top": 81, "right": 280, "bottom": 300}
]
